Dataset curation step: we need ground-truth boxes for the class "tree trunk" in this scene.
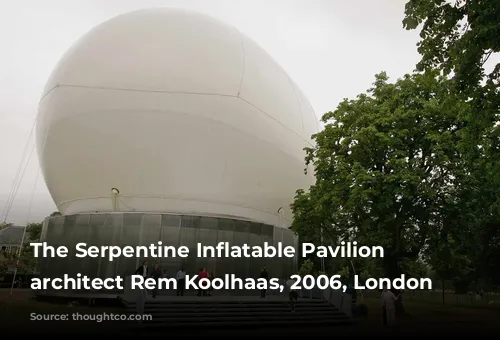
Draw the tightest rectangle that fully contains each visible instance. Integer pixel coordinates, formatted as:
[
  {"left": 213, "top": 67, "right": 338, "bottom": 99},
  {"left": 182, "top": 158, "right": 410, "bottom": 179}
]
[
  {"left": 348, "top": 260, "right": 355, "bottom": 284},
  {"left": 442, "top": 279, "right": 445, "bottom": 305}
]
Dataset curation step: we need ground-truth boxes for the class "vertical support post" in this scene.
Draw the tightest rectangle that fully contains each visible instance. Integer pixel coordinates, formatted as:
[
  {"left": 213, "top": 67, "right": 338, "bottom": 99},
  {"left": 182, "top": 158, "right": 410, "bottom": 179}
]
[
  {"left": 9, "top": 167, "right": 40, "bottom": 301},
  {"left": 111, "top": 188, "right": 120, "bottom": 212},
  {"left": 112, "top": 194, "right": 117, "bottom": 211},
  {"left": 320, "top": 227, "right": 325, "bottom": 272}
]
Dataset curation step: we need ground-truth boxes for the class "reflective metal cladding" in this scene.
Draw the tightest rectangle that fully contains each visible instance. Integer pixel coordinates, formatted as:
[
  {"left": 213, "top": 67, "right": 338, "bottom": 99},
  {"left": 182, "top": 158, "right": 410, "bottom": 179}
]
[{"left": 36, "top": 213, "right": 297, "bottom": 296}]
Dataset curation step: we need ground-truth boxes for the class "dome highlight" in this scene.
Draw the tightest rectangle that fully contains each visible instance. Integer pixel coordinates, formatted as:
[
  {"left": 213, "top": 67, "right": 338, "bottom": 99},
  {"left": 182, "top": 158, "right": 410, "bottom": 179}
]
[{"left": 36, "top": 8, "right": 318, "bottom": 227}]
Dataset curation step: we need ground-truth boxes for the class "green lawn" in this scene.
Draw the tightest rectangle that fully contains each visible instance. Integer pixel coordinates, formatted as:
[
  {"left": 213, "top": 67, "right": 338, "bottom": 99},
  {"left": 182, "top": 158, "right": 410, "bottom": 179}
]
[
  {"left": 350, "top": 297, "right": 500, "bottom": 334},
  {"left": 362, "top": 290, "right": 500, "bottom": 309}
]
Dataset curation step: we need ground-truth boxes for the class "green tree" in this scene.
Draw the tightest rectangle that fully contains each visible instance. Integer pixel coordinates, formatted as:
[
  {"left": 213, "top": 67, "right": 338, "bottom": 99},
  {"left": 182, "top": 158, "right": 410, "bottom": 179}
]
[
  {"left": 403, "top": 0, "right": 499, "bottom": 97},
  {"left": 357, "top": 258, "right": 385, "bottom": 283},
  {"left": 26, "top": 222, "right": 42, "bottom": 242},
  {"left": 428, "top": 231, "right": 473, "bottom": 294},
  {"left": 0, "top": 222, "right": 43, "bottom": 274},
  {"left": 0, "top": 257, "right": 7, "bottom": 273},
  {"left": 0, "top": 222, "right": 12, "bottom": 230},
  {"left": 298, "top": 259, "right": 316, "bottom": 276},
  {"left": 17, "top": 222, "right": 43, "bottom": 274},
  {"left": 291, "top": 71, "right": 467, "bottom": 313},
  {"left": 0, "top": 247, "right": 37, "bottom": 274},
  {"left": 0, "top": 223, "right": 15, "bottom": 273},
  {"left": 404, "top": 0, "right": 500, "bottom": 289}
]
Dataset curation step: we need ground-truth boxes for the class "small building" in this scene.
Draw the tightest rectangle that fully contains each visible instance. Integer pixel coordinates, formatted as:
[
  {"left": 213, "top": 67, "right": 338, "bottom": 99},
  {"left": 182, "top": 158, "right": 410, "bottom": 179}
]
[{"left": 0, "top": 225, "right": 24, "bottom": 254}]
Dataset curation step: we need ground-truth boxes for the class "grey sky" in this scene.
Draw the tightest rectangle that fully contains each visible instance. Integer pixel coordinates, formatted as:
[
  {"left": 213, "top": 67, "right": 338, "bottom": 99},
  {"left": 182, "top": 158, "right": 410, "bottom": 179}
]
[{"left": 0, "top": 0, "right": 422, "bottom": 225}]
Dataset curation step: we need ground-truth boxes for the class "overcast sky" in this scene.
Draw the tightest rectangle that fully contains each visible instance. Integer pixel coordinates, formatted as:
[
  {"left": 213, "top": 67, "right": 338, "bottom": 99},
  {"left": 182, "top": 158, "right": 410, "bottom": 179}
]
[{"left": 0, "top": 0, "right": 422, "bottom": 225}]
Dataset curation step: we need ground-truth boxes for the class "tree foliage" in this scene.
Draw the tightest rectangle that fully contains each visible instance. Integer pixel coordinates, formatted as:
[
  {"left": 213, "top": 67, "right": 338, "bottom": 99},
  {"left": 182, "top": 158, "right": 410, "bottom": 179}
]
[
  {"left": 0, "top": 222, "right": 43, "bottom": 274},
  {"left": 0, "top": 222, "right": 12, "bottom": 230},
  {"left": 292, "top": 71, "right": 467, "bottom": 279},
  {"left": 404, "top": 0, "right": 500, "bottom": 289},
  {"left": 0, "top": 246, "right": 37, "bottom": 274},
  {"left": 403, "top": 0, "right": 499, "bottom": 98},
  {"left": 26, "top": 222, "right": 42, "bottom": 242},
  {"left": 298, "top": 259, "right": 316, "bottom": 276},
  {"left": 291, "top": 1, "right": 499, "bottom": 297}
]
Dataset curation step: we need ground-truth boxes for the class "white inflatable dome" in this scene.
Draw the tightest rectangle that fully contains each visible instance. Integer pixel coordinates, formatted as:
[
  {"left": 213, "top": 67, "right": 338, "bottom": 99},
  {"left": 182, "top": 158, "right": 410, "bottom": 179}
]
[{"left": 36, "top": 8, "right": 318, "bottom": 227}]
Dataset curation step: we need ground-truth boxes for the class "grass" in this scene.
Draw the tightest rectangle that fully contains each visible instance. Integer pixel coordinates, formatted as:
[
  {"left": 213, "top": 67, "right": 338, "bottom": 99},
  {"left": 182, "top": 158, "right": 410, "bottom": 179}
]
[
  {"left": 348, "top": 297, "right": 500, "bottom": 335},
  {"left": 363, "top": 290, "right": 500, "bottom": 310}
]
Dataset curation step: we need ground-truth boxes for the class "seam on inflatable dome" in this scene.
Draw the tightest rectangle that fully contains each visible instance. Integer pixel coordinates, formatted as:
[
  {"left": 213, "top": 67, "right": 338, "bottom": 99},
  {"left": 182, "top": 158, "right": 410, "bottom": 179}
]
[
  {"left": 39, "top": 84, "right": 238, "bottom": 104},
  {"left": 39, "top": 87, "right": 308, "bottom": 162},
  {"left": 41, "top": 84, "right": 314, "bottom": 147},
  {"left": 237, "top": 96, "right": 313, "bottom": 147},
  {"left": 232, "top": 27, "right": 246, "bottom": 97},
  {"left": 287, "top": 76, "right": 305, "bottom": 135}
]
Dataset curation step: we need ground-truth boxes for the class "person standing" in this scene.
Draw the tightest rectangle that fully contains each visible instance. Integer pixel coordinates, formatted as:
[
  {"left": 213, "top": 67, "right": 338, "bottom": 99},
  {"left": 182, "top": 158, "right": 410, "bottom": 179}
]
[
  {"left": 207, "top": 272, "right": 215, "bottom": 296},
  {"left": 176, "top": 267, "right": 186, "bottom": 296},
  {"left": 259, "top": 267, "right": 269, "bottom": 298},
  {"left": 135, "top": 260, "right": 149, "bottom": 278},
  {"left": 197, "top": 268, "right": 208, "bottom": 296},
  {"left": 286, "top": 276, "right": 299, "bottom": 312},
  {"left": 135, "top": 260, "right": 149, "bottom": 303},
  {"left": 380, "top": 286, "right": 401, "bottom": 327},
  {"left": 150, "top": 264, "right": 162, "bottom": 298}
]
